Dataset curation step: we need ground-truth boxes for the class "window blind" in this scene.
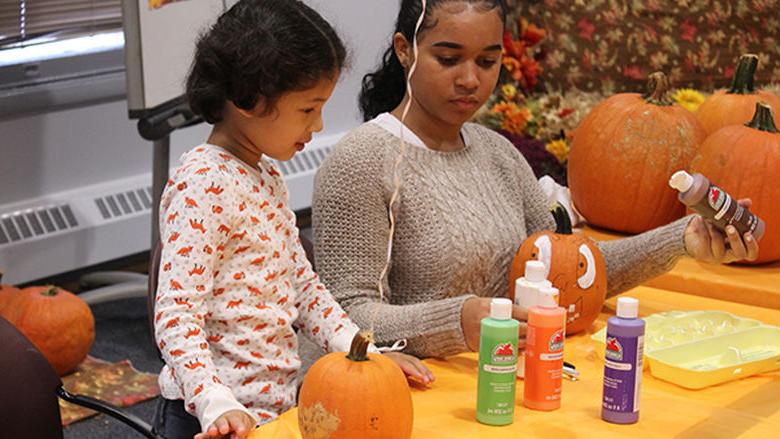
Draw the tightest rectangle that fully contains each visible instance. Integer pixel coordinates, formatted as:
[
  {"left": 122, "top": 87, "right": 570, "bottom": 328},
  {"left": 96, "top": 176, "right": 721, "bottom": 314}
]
[{"left": 0, "top": 0, "right": 121, "bottom": 48}]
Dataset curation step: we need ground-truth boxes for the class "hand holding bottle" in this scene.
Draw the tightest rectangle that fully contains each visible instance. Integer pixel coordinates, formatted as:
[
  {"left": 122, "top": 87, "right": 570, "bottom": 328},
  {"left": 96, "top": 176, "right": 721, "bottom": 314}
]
[
  {"left": 683, "top": 201, "right": 760, "bottom": 263},
  {"left": 461, "top": 297, "right": 527, "bottom": 352},
  {"left": 670, "top": 171, "right": 762, "bottom": 263}
]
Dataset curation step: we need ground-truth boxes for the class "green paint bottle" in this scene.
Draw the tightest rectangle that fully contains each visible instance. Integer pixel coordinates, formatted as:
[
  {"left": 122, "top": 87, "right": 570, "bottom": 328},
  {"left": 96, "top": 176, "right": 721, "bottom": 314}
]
[{"left": 476, "top": 298, "right": 520, "bottom": 426}]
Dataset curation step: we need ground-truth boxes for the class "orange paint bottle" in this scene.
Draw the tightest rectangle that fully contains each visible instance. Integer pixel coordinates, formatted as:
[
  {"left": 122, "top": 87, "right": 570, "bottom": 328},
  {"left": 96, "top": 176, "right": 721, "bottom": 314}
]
[{"left": 523, "top": 287, "right": 566, "bottom": 411}]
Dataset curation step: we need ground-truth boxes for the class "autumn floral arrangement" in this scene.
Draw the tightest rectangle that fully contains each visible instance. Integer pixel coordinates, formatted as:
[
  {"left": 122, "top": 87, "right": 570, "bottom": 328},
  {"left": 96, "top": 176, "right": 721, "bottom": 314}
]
[{"left": 473, "top": 18, "right": 717, "bottom": 186}]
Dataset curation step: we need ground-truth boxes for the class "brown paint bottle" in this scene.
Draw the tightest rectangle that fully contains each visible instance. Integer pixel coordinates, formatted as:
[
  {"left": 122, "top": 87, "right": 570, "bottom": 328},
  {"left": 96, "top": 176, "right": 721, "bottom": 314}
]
[{"left": 669, "top": 170, "right": 765, "bottom": 241}]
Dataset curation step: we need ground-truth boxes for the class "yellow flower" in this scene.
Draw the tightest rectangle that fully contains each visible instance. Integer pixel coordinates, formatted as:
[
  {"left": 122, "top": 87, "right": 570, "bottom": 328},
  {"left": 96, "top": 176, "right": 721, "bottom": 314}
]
[
  {"left": 502, "top": 84, "right": 518, "bottom": 100},
  {"left": 545, "top": 139, "right": 570, "bottom": 164},
  {"left": 672, "top": 88, "right": 705, "bottom": 113}
]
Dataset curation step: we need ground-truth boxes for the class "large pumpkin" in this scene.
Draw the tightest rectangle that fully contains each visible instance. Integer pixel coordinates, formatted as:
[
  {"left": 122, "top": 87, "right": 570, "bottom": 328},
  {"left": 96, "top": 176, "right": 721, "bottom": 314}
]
[
  {"left": 298, "top": 331, "right": 413, "bottom": 439},
  {"left": 509, "top": 206, "right": 607, "bottom": 334},
  {"left": 696, "top": 54, "right": 780, "bottom": 136},
  {"left": 2, "top": 286, "right": 95, "bottom": 375},
  {"left": 690, "top": 102, "right": 780, "bottom": 264},
  {"left": 568, "top": 71, "right": 706, "bottom": 233}
]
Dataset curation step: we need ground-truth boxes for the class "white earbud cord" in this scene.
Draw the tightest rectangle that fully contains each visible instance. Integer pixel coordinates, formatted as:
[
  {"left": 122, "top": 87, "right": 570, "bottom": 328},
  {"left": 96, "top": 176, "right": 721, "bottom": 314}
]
[{"left": 370, "top": 0, "right": 427, "bottom": 339}]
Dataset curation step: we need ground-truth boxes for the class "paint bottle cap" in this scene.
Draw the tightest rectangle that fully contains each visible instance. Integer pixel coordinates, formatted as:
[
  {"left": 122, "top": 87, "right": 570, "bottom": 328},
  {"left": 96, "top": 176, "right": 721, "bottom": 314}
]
[
  {"left": 669, "top": 170, "right": 694, "bottom": 193},
  {"left": 617, "top": 297, "right": 639, "bottom": 319},
  {"left": 490, "top": 298, "right": 513, "bottom": 320},
  {"left": 524, "top": 260, "right": 547, "bottom": 282}
]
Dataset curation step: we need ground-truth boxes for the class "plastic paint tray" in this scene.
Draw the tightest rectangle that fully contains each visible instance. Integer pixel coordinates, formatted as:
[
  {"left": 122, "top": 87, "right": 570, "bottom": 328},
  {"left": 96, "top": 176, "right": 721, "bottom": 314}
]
[{"left": 591, "top": 310, "right": 780, "bottom": 389}]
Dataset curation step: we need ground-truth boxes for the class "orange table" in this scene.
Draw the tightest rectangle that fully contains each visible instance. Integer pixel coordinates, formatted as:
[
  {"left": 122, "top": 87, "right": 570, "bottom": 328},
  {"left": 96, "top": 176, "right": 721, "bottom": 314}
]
[
  {"left": 251, "top": 286, "right": 780, "bottom": 438},
  {"left": 581, "top": 226, "right": 780, "bottom": 310}
]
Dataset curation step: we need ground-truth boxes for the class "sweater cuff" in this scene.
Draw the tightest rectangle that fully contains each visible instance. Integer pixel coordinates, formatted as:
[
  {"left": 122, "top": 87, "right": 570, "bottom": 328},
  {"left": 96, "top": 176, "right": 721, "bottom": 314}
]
[
  {"left": 194, "top": 385, "right": 258, "bottom": 433},
  {"left": 330, "top": 324, "right": 382, "bottom": 354},
  {"left": 411, "top": 294, "right": 476, "bottom": 357},
  {"left": 650, "top": 215, "right": 691, "bottom": 269}
]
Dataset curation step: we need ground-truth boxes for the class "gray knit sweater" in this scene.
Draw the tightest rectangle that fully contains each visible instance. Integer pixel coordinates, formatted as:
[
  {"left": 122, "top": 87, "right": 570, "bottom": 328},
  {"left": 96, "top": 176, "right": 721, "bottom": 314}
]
[{"left": 301, "top": 121, "right": 688, "bottom": 361}]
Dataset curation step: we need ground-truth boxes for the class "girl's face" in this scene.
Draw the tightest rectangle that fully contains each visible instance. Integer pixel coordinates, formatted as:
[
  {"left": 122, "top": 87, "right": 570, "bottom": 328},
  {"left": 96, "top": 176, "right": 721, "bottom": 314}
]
[
  {"left": 396, "top": 3, "right": 503, "bottom": 128},
  {"left": 244, "top": 75, "right": 338, "bottom": 161}
]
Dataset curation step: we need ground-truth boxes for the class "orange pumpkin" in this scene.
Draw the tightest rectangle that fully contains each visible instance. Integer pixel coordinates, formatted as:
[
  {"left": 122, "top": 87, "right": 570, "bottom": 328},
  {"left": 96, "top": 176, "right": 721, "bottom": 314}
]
[
  {"left": 298, "top": 331, "right": 413, "bottom": 439},
  {"left": 509, "top": 206, "right": 607, "bottom": 334},
  {"left": 690, "top": 102, "right": 780, "bottom": 264},
  {"left": 0, "top": 272, "right": 21, "bottom": 315},
  {"left": 696, "top": 54, "right": 780, "bottom": 136},
  {"left": 3, "top": 286, "right": 95, "bottom": 375},
  {"left": 568, "top": 72, "right": 706, "bottom": 233}
]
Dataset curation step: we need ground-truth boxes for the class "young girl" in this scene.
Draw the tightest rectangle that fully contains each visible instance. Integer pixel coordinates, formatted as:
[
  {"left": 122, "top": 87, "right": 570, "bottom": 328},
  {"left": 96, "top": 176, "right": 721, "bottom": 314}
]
[
  {"left": 302, "top": 0, "right": 759, "bottom": 364},
  {"left": 153, "top": 1, "right": 432, "bottom": 438}
]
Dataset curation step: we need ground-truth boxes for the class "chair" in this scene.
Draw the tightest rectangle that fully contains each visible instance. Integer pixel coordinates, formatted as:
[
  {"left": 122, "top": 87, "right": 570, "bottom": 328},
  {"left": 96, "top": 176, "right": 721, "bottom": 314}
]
[
  {"left": 147, "top": 241, "right": 163, "bottom": 349},
  {"left": 0, "top": 316, "right": 160, "bottom": 438}
]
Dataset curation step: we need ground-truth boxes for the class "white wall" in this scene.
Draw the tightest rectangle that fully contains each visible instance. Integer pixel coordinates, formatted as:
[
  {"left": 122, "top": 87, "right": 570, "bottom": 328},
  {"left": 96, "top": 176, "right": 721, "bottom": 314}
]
[
  {"left": 0, "top": 0, "right": 397, "bottom": 207},
  {"left": 0, "top": 1, "right": 398, "bottom": 282},
  {"left": 0, "top": 101, "right": 209, "bottom": 206},
  {"left": 306, "top": 0, "right": 398, "bottom": 133}
]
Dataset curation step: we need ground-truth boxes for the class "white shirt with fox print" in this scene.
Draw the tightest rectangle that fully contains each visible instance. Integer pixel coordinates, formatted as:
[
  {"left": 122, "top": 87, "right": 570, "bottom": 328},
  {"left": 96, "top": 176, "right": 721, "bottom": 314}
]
[{"left": 155, "top": 144, "right": 362, "bottom": 431}]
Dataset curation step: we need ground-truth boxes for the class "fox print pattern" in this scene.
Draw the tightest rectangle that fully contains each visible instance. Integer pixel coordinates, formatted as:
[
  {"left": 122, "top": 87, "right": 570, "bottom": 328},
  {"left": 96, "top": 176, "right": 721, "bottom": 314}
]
[{"left": 154, "top": 145, "right": 360, "bottom": 426}]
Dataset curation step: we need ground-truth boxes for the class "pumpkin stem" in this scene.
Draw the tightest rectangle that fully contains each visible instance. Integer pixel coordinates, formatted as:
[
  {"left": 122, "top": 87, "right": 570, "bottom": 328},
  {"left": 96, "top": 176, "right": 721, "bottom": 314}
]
[
  {"left": 346, "top": 330, "right": 374, "bottom": 362},
  {"left": 643, "top": 71, "right": 673, "bottom": 106},
  {"left": 745, "top": 102, "right": 779, "bottom": 133},
  {"left": 41, "top": 286, "right": 59, "bottom": 297},
  {"left": 728, "top": 54, "right": 758, "bottom": 95},
  {"left": 551, "top": 203, "right": 573, "bottom": 235}
]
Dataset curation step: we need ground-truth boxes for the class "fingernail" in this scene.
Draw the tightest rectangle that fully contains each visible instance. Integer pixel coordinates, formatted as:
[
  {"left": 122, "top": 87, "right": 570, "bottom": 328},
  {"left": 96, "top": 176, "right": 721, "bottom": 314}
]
[{"left": 746, "top": 235, "right": 753, "bottom": 242}]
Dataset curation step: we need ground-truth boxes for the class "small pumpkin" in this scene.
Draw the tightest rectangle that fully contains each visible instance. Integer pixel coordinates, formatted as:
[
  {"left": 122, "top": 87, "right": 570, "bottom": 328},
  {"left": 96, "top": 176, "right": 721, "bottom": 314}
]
[
  {"left": 509, "top": 206, "right": 607, "bottom": 334},
  {"left": 696, "top": 54, "right": 780, "bottom": 136},
  {"left": 2, "top": 286, "right": 95, "bottom": 375},
  {"left": 0, "top": 271, "right": 21, "bottom": 315},
  {"left": 298, "top": 331, "right": 413, "bottom": 439},
  {"left": 690, "top": 102, "right": 780, "bottom": 264},
  {"left": 568, "top": 71, "right": 706, "bottom": 233}
]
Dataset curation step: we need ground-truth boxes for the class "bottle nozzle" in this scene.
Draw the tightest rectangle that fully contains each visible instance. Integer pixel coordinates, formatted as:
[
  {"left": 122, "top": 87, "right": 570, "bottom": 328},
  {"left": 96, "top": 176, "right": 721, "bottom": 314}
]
[
  {"left": 669, "top": 170, "right": 694, "bottom": 193},
  {"left": 524, "top": 260, "right": 547, "bottom": 282},
  {"left": 538, "top": 287, "right": 560, "bottom": 308},
  {"left": 616, "top": 297, "right": 639, "bottom": 319},
  {"left": 490, "top": 298, "right": 513, "bottom": 320}
]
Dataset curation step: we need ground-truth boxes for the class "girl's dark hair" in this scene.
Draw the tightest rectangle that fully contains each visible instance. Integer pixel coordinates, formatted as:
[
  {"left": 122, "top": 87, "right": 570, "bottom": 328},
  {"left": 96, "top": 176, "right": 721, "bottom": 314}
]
[
  {"left": 187, "top": 0, "right": 347, "bottom": 124},
  {"left": 359, "top": 0, "right": 507, "bottom": 121}
]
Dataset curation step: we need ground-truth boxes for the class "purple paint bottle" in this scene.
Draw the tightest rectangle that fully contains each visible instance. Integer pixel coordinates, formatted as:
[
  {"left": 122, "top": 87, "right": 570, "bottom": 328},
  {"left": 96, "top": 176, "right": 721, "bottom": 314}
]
[{"left": 601, "top": 297, "right": 645, "bottom": 424}]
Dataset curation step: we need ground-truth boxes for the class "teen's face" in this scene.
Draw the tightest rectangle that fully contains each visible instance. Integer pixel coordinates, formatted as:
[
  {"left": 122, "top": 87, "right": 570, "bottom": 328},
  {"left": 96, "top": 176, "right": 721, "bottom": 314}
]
[
  {"left": 398, "top": 3, "right": 503, "bottom": 126},
  {"left": 246, "top": 75, "right": 338, "bottom": 161}
]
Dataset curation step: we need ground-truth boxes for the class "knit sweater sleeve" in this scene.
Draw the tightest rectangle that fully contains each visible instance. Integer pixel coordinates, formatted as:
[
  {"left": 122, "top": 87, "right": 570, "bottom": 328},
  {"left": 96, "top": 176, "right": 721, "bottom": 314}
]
[
  {"left": 312, "top": 129, "right": 473, "bottom": 358},
  {"left": 596, "top": 216, "right": 691, "bottom": 296}
]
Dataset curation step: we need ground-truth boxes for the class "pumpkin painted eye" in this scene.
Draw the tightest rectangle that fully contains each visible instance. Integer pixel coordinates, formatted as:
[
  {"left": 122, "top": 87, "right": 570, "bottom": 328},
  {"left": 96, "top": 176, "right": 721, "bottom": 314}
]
[
  {"left": 577, "top": 244, "right": 596, "bottom": 289},
  {"left": 533, "top": 235, "right": 552, "bottom": 278}
]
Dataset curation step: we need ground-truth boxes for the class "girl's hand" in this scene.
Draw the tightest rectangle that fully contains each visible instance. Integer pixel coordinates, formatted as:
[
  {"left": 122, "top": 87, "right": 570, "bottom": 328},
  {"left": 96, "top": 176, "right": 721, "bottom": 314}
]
[
  {"left": 684, "top": 198, "right": 760, "bottom": 263},
  {"left": 194, "top": 410, "right": 256, "bottom": 439},
  {"left": 383, "top": 352, "right": 435, "bottom": 385}
]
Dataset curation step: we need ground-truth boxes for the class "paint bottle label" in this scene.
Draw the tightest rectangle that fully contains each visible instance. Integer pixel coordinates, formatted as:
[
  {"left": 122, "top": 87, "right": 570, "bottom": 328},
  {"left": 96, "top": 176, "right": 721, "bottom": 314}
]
[{"left": 602, "top": 332, "right": 644, "bottom": 414}]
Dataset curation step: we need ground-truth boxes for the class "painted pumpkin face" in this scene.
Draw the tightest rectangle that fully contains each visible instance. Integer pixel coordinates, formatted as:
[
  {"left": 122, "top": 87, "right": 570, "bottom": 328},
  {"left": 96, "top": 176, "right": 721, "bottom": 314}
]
[{"left": 509, "top": 207, "right": 607, "bottom": 334}]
